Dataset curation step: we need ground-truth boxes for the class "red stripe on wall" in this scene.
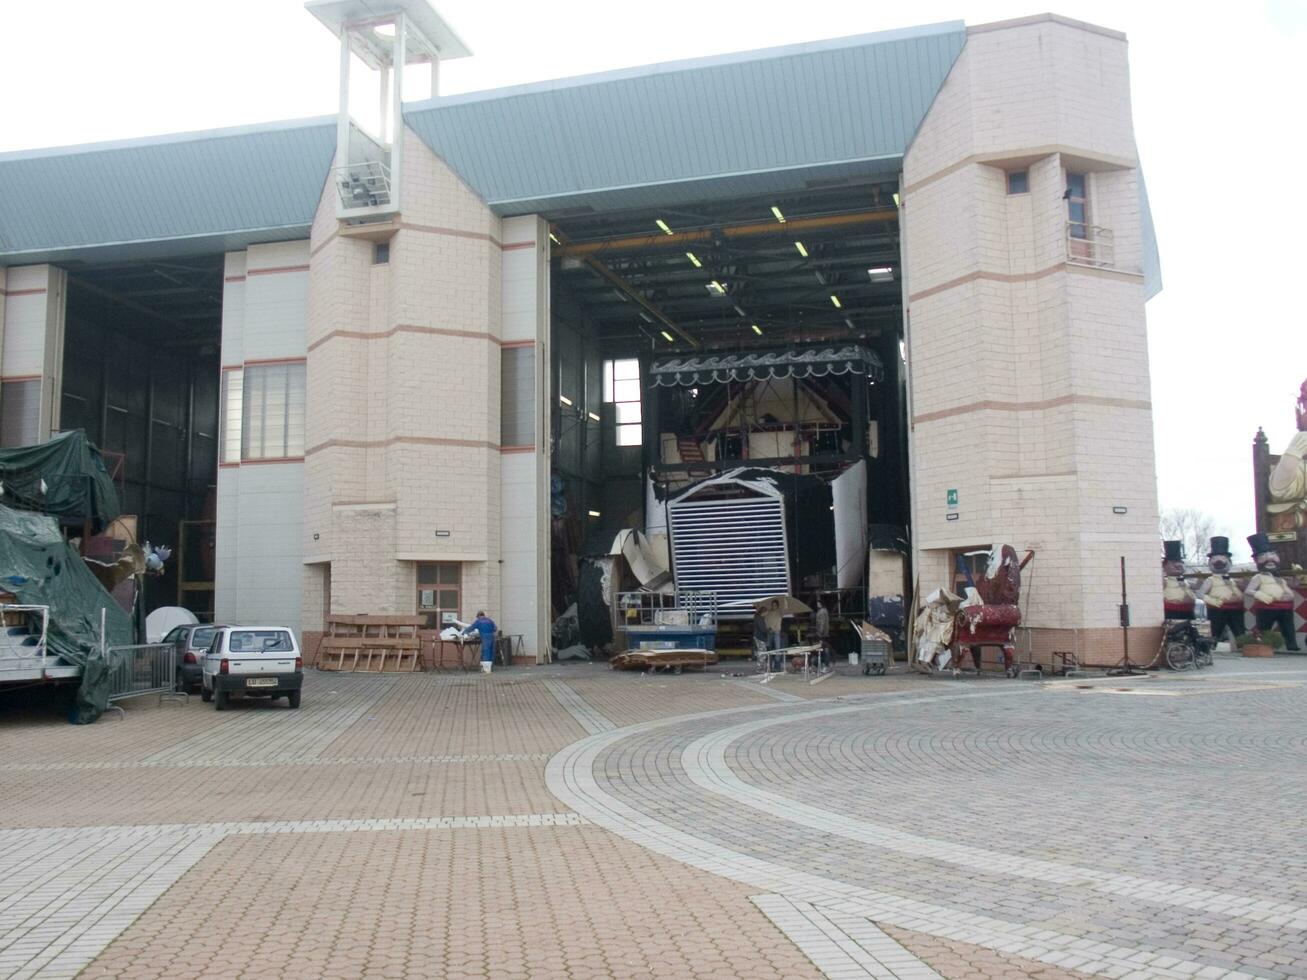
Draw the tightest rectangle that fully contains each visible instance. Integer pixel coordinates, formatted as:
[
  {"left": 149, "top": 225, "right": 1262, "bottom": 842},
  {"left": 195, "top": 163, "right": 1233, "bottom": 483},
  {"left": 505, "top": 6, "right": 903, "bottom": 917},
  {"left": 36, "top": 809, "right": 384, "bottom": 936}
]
[{"left": 247, "top": 264, "right": 310, "bottom": 276}]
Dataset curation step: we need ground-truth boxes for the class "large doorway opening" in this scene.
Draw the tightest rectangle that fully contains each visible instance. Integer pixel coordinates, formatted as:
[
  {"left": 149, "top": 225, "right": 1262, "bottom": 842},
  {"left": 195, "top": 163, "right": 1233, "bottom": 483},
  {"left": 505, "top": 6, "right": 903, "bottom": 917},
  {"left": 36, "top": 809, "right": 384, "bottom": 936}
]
[
  {"left": 547, "top": 179, "right": 909, "bottom": 654},
  {"left": 59, "top": 254, "right": 222, "bottom": 621}
]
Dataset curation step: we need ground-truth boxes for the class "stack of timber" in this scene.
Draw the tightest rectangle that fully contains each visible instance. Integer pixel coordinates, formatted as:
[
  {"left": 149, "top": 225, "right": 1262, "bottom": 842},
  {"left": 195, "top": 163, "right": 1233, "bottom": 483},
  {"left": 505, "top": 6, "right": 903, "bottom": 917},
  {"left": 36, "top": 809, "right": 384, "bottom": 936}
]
[{"left": 317, "top": 615, "right": 423, "bottom": 672}]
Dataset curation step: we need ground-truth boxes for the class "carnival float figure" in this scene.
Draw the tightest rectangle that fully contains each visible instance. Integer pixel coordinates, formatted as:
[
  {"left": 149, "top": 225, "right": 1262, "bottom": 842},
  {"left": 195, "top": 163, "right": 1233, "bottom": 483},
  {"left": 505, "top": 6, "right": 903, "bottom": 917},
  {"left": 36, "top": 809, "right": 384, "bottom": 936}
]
[
  {"left": 1244, "top": 533, "right": 1301, "bottom": 651},
  {"left": 1197, "top": 536, "right": 1245, "bottom": 641},
  {"left": 1161, "top": 540, "right": 1195, "bottom": 621},
  {"left": 1267, "top": 380, "right": 1307, "bottom": 531}
]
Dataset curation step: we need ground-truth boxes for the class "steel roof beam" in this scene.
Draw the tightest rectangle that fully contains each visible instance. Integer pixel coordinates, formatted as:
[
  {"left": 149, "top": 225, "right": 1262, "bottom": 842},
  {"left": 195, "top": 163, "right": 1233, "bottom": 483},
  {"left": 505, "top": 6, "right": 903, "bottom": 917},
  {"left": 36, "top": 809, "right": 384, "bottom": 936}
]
[{"left": 553, "top": 208, "right": 897, "bottom": 257}]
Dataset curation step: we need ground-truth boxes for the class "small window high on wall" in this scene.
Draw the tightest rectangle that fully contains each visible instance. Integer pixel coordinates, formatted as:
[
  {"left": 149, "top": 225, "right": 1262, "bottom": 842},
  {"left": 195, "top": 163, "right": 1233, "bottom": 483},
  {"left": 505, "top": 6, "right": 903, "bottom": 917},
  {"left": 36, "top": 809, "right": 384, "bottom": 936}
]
[
  {"left": 219, "top": 362, "right": 306, "bottom": 462},
  {"left": 602, "top": 358, "right": 642, "bottom": 447},
  {"left": 1066, "top": 172, "right": 1088, "bottom": 239}
]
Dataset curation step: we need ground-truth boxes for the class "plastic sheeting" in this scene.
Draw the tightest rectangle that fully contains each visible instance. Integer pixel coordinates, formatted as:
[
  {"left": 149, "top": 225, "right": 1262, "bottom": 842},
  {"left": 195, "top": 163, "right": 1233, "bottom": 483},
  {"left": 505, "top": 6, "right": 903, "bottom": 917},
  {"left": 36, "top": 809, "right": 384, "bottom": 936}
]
[
  {"left": 0, "top": 430, "right": 121, "bottom": 529},
  {"left": 0, "top": 505, "right": 132, "bottom": 723}
]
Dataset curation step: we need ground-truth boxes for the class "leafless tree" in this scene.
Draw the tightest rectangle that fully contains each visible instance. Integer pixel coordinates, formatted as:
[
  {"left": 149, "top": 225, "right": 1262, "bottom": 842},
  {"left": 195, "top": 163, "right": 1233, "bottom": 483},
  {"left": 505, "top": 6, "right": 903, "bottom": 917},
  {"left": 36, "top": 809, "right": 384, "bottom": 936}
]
[{"left": 1159, "top": 507, "right": 1219, "bottom": 561}]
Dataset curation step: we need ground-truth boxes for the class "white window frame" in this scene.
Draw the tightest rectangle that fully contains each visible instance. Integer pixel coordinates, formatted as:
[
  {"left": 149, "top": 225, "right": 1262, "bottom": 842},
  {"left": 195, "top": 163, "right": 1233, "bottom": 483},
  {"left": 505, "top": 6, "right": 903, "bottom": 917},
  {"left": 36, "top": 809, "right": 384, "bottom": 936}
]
[
  {"left": 603, "top": 358, "right": 642, "bottom": 446},
  {"left": 220, "top": 362, "right": 306, "bottom": 463}
]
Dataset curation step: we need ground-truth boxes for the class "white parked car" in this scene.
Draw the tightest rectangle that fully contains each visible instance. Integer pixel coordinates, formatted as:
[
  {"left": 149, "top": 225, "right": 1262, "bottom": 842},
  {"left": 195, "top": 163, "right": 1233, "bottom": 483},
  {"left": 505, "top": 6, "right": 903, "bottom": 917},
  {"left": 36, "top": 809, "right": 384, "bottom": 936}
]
[{"left": 200, "top": 626, "right": 303, "bottom": 711}]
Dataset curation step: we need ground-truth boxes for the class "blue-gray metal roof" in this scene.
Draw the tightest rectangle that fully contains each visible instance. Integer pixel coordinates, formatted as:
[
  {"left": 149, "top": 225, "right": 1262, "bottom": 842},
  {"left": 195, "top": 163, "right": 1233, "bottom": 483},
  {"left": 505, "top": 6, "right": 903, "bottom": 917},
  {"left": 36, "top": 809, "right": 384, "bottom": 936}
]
[
  {"left": 0, "top": 117, "right": 335, "bottom": 266},
  {"left": 404, "top": 22, "right": 967, "bottom": 216}
]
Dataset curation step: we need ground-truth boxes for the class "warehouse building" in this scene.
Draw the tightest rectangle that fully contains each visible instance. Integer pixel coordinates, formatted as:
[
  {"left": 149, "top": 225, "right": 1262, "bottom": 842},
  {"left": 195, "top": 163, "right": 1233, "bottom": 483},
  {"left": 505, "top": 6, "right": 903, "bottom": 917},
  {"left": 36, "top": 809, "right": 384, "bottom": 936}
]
[{"left": 0, "top": 3, "right": 1162, "bottom": 664}]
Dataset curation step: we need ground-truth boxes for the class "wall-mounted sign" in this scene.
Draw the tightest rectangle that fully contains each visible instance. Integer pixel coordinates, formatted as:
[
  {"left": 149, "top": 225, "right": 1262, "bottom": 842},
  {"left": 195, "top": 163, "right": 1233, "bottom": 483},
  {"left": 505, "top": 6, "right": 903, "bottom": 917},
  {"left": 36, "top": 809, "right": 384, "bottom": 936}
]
[
  {"left": 946, "top": 513, "right": 960, "bottom": 522},
  {"left": 946, "top": 488, "right": 958, "bottom": 509},
  {"left": 441, "top": 612, "right": 458, "bottom": 625},
  {"left": 434, "top": 530, "right": 452, "bottom": 538},
  {"left": 1268, "top": 530, "right": 1298, "bottom": 543}
]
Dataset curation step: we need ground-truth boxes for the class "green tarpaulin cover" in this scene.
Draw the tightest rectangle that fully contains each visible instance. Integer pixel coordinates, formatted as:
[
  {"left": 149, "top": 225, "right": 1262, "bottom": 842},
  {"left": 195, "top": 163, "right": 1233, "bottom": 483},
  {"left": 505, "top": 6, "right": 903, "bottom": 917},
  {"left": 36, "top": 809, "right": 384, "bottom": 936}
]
[
  {"left": 0, "top": 430, "right": 120, "bottom": 529},
  {"left": 0, "top": 505, "right": 132, "bottom": 723}
]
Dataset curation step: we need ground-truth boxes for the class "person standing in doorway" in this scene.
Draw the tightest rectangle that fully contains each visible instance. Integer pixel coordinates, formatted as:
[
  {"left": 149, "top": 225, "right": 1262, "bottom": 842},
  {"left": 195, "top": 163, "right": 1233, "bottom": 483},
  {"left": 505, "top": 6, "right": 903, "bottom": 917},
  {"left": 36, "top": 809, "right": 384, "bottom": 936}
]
[
  {"left": 815, "top": 598, "right": 832, "bottom": 673},
  {"left": 464, "top": 611, "right": 498, "bottom": 673}
]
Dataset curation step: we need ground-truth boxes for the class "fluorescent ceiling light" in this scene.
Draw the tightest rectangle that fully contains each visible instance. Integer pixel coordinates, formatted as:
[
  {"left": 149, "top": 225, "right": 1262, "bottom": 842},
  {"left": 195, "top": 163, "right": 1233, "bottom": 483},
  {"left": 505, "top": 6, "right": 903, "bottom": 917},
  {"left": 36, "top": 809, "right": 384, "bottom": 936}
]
[
  {"left": 733, "top": 304, "right": 746, "bottom": 317},
  {"left": 868, "top": 266, "right": 893, "bottom": 275},
  {"left": 771, "top": 205, "right": 786, "bottom": 223},
  {"left": 655, "top": 219, "right": 673, "bottom": 235},
  {"left": 830, "top": 295, "right": 842, "bottom": 308},
  {"left": 686, "top": 251, "right": 702, "bottom": 268},
  {"left": 638, "top": 311, "right": 653, "bottom": 323},
  {"left": 708, "top": 280, "right": 726, "bottom": 294},
  {"left": 587, "top": 411, "right": 601, "bottom": 422},
  {"left": 892, "top": 192, "right": 901, "bottom": 208},
  {"left": 794, "top": 241, "right": 808, "bottom": 257},
  {"left": 588, "top": 510, "right": 601, "bottom": 518},
  {"left": 559, "top": 394, "right": 573, "bottom": 406},
  {"left": 751, "top": 324, "right": 763, "bottom": 336},
  {"left": 661, "top": 330, "right": 675, "bottom": 342},
  {"left": 844, "top": 317, "right": 855, "bottom": 330},
  {"left": 548, "top": 231, "right": 561, "bottom": 244},
  {"left": 813, "top": 271, "right": 827, "bottom": 285}
]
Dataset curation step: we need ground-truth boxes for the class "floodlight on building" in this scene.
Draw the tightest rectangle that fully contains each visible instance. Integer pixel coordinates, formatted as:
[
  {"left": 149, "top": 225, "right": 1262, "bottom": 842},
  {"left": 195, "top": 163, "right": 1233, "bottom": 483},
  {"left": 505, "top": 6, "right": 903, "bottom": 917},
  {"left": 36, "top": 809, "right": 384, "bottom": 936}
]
[
  {"left": 686, "top": 251, "right": 702, "bottom": 267},
  {"left": 771, "top": 205, "right": 786, "bottom": 223},
  {"left": 830, "top": 295, "right": 842, "bottom": 308},
  {"left": 794, "top": 241, "right": 808, "bottom": 257},
  {"left": 656, "top": 219, "right": 673, "bottom": 235},
  {"left": 751, "top": 324, "right": 763, "bottom": 336},
  {"left": 661, "top": 330, "right": 675, "bottom": 342},
  {"left": 559, "top": 394, "right": 573, "bottom": 406}
]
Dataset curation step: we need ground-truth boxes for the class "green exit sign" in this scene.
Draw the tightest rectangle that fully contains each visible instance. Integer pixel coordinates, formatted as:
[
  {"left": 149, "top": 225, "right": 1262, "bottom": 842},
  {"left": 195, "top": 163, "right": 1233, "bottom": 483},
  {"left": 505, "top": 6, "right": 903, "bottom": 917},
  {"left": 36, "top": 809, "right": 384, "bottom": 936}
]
[{"left": 947, "top": 489, "right": 958, "bottom": 508}]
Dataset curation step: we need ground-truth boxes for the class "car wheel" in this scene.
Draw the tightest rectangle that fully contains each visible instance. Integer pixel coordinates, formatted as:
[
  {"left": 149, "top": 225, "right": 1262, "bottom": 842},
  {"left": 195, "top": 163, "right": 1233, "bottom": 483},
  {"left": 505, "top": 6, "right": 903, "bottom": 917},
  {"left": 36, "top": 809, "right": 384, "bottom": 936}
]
[
  {"left": 215, "top": 689, "right": 229, "bottom": 711},
  {"left": 287, "top": 689, "right": 301, "bottom": 709},
  {"left": 201, "top": 682, "right": 212, "bottom": 703}
]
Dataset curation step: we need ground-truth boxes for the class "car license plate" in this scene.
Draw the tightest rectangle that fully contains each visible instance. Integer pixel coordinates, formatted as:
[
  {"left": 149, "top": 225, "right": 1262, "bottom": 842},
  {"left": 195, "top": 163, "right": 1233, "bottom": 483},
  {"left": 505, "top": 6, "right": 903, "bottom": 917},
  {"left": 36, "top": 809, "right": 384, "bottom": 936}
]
[{"left": 246, "top": 677, "right": 278, "bottom": 688}]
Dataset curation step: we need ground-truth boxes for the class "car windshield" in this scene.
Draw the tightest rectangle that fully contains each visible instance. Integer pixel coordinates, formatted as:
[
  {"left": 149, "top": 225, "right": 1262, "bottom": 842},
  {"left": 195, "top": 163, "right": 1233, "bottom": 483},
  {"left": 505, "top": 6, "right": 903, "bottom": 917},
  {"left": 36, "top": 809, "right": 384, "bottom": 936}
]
[
  {"left": 228, "top": 630, "right": 294, "bottom": 653},
  {"left": 190, "top": 627, "right": 218, "bottom": 650}
]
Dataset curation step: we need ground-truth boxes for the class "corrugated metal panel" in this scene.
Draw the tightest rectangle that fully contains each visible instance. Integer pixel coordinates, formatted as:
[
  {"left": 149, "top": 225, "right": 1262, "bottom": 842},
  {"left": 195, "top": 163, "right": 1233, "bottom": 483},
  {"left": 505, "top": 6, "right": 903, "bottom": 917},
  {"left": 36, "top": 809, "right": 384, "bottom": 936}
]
[
  {"left": 0, "top": 119, "right": 335, "bottom": 260},
  {"left": 669, "top": 494, "right": 790, "bottom": 613},
  {"left": 405, "top": 23, "right": 966, "bottom": 215}
]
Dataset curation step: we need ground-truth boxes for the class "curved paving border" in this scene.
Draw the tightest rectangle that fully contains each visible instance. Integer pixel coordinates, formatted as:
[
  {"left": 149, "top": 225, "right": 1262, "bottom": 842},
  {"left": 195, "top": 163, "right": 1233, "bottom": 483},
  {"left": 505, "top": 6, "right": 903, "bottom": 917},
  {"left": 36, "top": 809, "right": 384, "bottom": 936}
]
[
  {"left": 546, "top": 684, "right": 1267, "bottom": 979},
  {"left": 681, "top": 702, "right": 1307, "bottom": 932}
]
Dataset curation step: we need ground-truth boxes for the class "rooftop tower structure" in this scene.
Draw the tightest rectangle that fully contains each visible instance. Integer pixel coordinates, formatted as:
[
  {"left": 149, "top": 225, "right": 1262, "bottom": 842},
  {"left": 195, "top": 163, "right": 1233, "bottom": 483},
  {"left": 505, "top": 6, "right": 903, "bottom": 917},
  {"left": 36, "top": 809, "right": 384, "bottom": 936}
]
[{"left": 306, "top": 0, "right": 470, "bottom": 222}]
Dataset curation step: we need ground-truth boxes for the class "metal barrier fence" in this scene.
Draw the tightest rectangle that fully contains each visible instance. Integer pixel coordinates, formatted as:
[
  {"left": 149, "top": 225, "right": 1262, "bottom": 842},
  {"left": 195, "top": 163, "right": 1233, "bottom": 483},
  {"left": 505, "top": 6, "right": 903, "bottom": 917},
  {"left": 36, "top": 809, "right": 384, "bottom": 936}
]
[{"left": 107, "top": 644, "right": 184, "bottom": 703}]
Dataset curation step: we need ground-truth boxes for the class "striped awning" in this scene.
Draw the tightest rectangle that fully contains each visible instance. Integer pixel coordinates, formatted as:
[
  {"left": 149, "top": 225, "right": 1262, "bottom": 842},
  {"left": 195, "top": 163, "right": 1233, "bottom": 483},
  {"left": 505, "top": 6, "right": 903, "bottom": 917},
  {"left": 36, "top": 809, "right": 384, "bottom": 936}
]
[{"left": 648, "top": 345, "right": 883, "bottom": 388}]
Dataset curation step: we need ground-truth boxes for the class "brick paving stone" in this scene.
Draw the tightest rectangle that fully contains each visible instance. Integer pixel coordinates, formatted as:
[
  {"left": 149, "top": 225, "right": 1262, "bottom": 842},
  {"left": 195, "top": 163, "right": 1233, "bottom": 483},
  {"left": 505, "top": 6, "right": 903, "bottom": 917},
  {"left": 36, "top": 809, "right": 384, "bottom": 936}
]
[{"left": 4, "top": 661, "right": 1307, "bottom": 978}]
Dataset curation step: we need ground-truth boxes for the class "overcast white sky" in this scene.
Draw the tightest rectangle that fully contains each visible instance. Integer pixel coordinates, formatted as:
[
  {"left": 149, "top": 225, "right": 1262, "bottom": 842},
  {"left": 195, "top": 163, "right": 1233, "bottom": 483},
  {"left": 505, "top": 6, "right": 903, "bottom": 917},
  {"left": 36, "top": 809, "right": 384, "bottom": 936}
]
[{"left": 2, "top": 0, "right": 1304, "bottom": 559}]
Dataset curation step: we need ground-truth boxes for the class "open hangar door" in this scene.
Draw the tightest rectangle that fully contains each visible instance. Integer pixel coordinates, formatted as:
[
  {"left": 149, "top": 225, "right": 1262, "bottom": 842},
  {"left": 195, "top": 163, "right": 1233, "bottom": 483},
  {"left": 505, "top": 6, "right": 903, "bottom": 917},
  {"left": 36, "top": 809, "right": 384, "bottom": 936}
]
[
  {"left": 58, "top": 254, "right": 222, "bottom": 623},
  {"left": 546, "top": 178, "right": 909, "bottom": 653}
]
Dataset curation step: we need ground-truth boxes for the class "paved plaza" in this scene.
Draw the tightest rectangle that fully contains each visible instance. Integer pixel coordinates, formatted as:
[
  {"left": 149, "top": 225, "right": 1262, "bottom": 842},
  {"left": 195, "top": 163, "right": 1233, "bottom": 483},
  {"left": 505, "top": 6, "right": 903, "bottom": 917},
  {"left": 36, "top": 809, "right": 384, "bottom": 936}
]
[{"left": 2, "top": 657, "right": 1307, "bottom": 979}]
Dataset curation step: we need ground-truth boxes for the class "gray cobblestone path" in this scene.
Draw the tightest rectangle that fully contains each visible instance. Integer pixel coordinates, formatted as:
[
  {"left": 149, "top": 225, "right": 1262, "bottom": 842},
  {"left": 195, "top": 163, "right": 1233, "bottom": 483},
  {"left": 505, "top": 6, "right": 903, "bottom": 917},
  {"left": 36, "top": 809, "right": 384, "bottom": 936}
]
[{"left": 548, "top": 666, "right": 1307, "bottom": 979}]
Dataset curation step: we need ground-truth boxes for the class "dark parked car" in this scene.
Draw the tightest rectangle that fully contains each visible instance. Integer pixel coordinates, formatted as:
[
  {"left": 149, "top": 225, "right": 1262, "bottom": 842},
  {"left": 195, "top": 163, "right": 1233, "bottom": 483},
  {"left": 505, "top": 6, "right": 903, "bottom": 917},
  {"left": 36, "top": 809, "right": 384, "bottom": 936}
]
[{"left": 162, "top": 623, "right": 224, "bottom": 693}]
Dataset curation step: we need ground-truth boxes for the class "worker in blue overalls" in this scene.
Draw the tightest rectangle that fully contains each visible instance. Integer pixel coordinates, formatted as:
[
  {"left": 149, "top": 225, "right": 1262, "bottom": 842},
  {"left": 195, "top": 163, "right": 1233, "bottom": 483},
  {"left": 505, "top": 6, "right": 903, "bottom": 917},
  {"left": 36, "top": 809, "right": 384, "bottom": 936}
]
[{"left": 464, "top": 610, "right": 498, "bottom": 674}]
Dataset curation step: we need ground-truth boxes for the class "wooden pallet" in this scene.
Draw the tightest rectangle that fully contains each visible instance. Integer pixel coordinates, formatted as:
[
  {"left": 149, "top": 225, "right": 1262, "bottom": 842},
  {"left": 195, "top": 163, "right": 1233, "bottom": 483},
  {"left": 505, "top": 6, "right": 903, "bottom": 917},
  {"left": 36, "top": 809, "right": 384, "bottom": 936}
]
[{"left": 316, "top": 615, "right": 424, "bottom": 672}]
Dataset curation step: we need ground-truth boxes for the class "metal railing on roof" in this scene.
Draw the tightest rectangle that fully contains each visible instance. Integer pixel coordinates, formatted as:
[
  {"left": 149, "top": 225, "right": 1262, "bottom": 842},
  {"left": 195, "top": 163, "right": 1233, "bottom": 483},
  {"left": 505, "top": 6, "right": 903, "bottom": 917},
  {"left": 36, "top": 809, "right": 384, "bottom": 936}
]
[
  {"left": 1066, "top": 221, "right": 1114, "bottom": 269},
  {"left": 334, "top": 161, "right": 392, "bottom": 211}
]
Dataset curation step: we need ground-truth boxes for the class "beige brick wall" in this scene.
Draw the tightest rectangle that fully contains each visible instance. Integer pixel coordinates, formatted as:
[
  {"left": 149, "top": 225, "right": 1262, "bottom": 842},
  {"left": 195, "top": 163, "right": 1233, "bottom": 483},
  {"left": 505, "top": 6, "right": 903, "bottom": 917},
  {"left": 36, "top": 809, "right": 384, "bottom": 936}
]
[
  {"left": 303, "top": 129, "right": 506, "bottom": 634},
  {"left": 904, "top": 14, "right": 1160, "bottom": 634}
]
